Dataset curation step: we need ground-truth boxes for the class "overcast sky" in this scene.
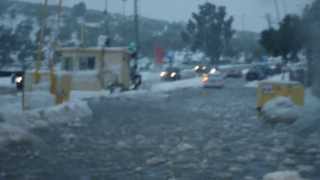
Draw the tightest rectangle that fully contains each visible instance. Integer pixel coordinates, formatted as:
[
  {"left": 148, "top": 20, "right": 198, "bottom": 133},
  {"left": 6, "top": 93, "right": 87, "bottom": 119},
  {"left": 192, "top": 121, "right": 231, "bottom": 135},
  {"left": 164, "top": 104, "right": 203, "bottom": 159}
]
[{"left": 21, "top": 0, "right": 312, "bottom": 32}]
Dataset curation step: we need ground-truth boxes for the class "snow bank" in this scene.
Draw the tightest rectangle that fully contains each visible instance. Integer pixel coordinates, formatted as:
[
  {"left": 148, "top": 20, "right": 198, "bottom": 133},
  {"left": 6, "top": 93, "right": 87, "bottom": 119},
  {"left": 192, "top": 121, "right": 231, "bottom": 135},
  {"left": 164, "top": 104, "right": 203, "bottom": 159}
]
[
  {"left": 245, "top": 81, "right": 259, "bottom": 88},
  {"left": 245, "top": 73, "right": 291, "bottom": 88},
  {"left": 0, "top": 100, "right": 92, "bottom": 149},
  {"left": 0, "top": 124, "right": 38, "bottom": 147},
  {"left": 263, "top": 171, "right": 305, "bottom": 180},
  {"left": 0, "top": 77, "right": 14, "bottom": 88},
  {"left": 290, "top": 89, "right": 320, "bottom": 138},
  {"left": 262, "top": 96, "right": 301, "bottom": 125},
  {"left": 24, "top": 91, "right": 56, "bottom": 110}
]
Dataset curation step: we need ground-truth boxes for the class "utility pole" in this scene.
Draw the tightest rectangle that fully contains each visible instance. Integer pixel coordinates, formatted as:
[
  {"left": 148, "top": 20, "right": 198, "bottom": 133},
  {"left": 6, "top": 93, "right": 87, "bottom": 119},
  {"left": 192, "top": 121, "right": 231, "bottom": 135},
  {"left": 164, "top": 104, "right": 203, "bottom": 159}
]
[
  {"left": 273, "top": 0, "right": 281, "bottom": 24},
  {"left": 134, "top": 0, "right": 140, "bottom": 57},
  {"left": 122, "top": 0, "right": 127, "bottom": 16},
  {"left": 35, "top": 0, "right": 48, "bottom": 83},
  {"left": 282, "top": 0, "right": 288, "bottom": 16},
  {"left": 104, "top": 0, "right": 109, "bottom": 36},
  {"left": 265, "top": 13, "right": 273, "bottom": 29}
]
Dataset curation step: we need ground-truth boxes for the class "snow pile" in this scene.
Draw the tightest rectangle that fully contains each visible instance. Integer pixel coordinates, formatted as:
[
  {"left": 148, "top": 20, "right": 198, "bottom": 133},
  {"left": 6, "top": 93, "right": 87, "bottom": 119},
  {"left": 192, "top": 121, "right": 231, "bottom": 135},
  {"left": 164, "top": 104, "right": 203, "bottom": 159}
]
[
  {"left": 25, "top": 91, "right": 56, "bottom": 110},
  {"left": 0, "top": 77, "right": 14, "bottom": 88},
  {"left": 245, "top": 81, "right": 259, "bottom": 88},
  {"left": 245, "top": 73, "right": 291, "bottom": 88},
  {"left": 262, "top": 96, "right": 301, "bottom": 125},
  {"left": 0, "top": 124, "right": 38, "bottom": 147},
  {"left": 151, "top": 77, "right": 201, "bottom": 92},
  {"left": 263, "top": 171, "right": 305, "bottom": 180},
  {"left": 290, "top": 90, "right": 320, "bottom": 138},
  {"left": 0, "top": 100, "right": 92, "bottom": 148}
]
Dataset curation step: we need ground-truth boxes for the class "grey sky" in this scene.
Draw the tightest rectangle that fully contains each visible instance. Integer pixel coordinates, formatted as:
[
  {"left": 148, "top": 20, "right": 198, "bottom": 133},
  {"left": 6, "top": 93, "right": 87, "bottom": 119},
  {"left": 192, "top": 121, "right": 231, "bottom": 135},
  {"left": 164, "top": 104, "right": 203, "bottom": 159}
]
[{"left": 22, "top": 0, "right": 311, "bottom": 32}]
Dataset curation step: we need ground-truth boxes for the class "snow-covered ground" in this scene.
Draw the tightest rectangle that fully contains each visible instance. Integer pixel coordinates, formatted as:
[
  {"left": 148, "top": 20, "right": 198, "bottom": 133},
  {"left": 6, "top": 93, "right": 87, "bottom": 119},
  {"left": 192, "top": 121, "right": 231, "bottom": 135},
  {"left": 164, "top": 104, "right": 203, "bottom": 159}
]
[
  {"left": 0, "top": 77, "right": 14, "bottom": 88},
  {"left": 0, "top": 98, "right": 92, "bottom": 148}
]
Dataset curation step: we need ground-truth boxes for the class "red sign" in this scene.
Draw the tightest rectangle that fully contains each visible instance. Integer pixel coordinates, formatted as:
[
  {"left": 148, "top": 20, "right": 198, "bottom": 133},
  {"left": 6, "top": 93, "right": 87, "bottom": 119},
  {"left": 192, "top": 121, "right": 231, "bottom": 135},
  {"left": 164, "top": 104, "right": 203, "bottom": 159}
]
[{"left": 154, "top": 47, "right": 165, "bottom": 64}]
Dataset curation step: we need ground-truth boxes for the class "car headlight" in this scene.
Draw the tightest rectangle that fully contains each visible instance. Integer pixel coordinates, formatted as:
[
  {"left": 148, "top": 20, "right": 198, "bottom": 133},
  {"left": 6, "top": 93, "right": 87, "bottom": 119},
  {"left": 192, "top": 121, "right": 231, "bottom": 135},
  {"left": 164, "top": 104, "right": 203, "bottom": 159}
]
[
  {"left": 209, "top": 68, "right": 217, "bottom": 74},
  {"left": 15, "top": 76, "right": 23, "bottom": 83},
  {"left": 202, "top": 66, "right": 207, "bottom": 70},
  {"left": 170, "top": 72, "right": 177, "bottom": 78},
  {"left": 194, "top": 66, "right": 200, "bottom": 71},
  {"left": 160, "top": 72, "right": 167, "bottom": 77}
]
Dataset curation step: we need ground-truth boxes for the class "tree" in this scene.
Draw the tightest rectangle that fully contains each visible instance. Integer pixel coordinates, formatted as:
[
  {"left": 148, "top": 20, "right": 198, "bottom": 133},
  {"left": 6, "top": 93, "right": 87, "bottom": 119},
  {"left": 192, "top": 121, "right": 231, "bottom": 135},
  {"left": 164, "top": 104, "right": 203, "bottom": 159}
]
[
  {"left": 182, "top": 2, "right": 234, "bottom": 65},
  {"left": 260, "top": 28, "right": 281, "bottom": 57},
  {"left": 260, "top": 15, "right": 304, "bottom": 63},
  {"left": 0, "top": 26, "right": 16, "bottom": 67},
  {"left": 15, "top": 20, "right": 36, "bottom": 66},
  {"left": 72, "top": 2, "right": 87, "bottom": 17}
]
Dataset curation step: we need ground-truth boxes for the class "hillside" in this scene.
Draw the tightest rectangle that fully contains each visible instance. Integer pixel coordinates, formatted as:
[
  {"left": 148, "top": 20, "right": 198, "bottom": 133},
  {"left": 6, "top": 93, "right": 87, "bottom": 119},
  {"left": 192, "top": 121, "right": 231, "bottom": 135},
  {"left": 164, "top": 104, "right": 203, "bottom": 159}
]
[{"left": 0, "top": 0, "right": 185, "bottom": 67}]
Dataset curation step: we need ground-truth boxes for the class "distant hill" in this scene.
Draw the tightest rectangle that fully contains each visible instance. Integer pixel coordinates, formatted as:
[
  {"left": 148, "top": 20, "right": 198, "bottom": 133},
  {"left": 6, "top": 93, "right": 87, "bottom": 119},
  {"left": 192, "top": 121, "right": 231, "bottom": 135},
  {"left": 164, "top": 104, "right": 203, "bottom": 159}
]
[{"left": 0, "top": 0, "right": 185, "bottom": 67}]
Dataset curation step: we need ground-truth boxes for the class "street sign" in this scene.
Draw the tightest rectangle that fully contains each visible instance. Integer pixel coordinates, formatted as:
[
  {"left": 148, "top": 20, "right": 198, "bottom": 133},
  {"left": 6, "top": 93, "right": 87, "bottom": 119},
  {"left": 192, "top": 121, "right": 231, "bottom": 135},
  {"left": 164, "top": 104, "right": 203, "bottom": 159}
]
[{"left": 128, "top": 42, "right": 137, "bottom": 54}]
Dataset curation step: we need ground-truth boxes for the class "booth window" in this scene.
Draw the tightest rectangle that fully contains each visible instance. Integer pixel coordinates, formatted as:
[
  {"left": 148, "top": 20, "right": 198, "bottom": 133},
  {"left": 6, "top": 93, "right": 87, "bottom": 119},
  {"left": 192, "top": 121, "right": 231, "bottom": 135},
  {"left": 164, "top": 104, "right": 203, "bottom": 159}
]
[
  {"left": 79, "top": 56, "right": 96, "bottom": 70},
  {"left": 63, "top": 57, "right": 73, "bottom": 71}
]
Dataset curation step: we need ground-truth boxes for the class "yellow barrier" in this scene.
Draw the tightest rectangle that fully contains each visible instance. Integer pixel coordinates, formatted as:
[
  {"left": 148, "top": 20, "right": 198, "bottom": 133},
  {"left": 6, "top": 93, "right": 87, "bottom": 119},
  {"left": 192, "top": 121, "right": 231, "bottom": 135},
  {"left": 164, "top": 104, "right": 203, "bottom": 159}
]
[
  {"left": 55, "top": 74, "right": 71, "bottom": 104},
  {"left": 257, "top": 80, "right": 304, "bottom": 110}
]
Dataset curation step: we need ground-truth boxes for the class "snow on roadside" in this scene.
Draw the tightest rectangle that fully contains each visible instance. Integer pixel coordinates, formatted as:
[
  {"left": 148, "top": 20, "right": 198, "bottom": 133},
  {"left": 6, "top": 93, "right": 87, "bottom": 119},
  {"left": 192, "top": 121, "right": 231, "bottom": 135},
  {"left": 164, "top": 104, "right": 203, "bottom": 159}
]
[
  {"left": 245, "top": 73, "right": 291, "bottom": 88},
  {"left": 0, "top": 77, "right": 14, "bottom": 88},
  {"left": 0, "top": 99, "right": 92, "bottom": 149},
  {"left": 261, "top": 96, "right": 301, "bottom": 125},
  {"left": 263, "top": 171, "right": 305, "bottom": 180}
]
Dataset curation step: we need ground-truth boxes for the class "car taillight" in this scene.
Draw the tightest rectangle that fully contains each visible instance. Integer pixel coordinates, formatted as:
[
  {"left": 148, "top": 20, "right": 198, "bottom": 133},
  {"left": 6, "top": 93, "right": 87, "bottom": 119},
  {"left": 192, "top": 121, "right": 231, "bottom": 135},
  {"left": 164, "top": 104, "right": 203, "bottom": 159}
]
[{"left": 202, "top": 76, "right": 209, "bottom": 83}]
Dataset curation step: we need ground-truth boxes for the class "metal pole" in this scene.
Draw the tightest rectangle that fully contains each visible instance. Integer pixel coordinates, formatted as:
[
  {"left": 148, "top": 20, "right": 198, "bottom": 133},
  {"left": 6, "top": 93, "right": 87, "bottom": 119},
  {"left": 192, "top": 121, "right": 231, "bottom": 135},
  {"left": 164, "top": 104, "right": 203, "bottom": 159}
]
[
  {"left": 134, "top": 0, "right": 140, "bottom": 66},
  {"left": 35, "top": 0, "right": 48, "bottom": 83},
  {"left": 105, "top": 0, "right": 109, "bottom": 36}
]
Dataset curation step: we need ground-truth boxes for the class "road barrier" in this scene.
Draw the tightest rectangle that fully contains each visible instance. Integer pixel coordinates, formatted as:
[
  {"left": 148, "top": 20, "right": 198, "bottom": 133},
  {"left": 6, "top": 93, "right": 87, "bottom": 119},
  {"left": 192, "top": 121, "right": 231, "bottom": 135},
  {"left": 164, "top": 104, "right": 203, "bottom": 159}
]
[{"left": 257, "top": 80, "right": 304, "bottom": 111}]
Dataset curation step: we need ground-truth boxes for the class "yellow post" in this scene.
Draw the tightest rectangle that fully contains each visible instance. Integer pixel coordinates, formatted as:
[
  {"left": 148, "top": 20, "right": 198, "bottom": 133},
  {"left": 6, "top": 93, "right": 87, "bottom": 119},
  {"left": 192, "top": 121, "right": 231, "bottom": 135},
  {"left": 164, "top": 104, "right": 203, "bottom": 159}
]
[
  {"left": 34, "top": 0, "right": 49, "bottom": 83},
  {"left": 49, "top": 0, "right": 63, "bottom": 95}
]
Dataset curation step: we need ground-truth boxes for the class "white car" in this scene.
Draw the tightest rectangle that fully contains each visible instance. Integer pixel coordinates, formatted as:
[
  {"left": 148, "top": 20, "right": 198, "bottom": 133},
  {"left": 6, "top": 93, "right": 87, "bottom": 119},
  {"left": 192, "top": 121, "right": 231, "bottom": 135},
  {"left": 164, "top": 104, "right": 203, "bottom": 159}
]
[{"left": 202, "top": 72, "right": 225, "bottom": 88}]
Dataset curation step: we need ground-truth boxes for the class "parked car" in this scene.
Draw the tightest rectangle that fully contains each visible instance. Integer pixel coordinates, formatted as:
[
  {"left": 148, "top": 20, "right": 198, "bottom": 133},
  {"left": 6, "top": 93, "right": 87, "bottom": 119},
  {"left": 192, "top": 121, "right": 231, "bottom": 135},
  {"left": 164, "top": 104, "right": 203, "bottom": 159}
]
[
  {"left": 160, "top": 67, "right": 181, "bottom": 81},
  {"left": 270, "top": 63, "right": 283, "bottom": 74},
  {"left": 246, "top": 66, "right": 267, "bottom": 81},
  {"left": 202, "top": 71, "right": 225, "bottom": 88},
  {"left": 226, "top": 69, "right": 242, "bottom": 78}
]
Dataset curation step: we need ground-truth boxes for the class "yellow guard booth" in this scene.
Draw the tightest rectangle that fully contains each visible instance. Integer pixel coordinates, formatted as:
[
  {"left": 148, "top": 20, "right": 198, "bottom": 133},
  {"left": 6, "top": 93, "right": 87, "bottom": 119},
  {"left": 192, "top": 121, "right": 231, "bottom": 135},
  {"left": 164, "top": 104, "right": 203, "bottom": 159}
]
[{"left": 58, "top": 47, "right": 132, "bottom": 91}]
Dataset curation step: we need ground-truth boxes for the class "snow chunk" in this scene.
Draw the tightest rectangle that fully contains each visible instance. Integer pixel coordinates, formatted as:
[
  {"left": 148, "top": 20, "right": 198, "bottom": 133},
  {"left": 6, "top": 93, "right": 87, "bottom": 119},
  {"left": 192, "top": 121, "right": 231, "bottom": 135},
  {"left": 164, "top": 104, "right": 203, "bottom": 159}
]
[
  {"left": 0, "top": 124, "right": 37, "bottom": 147},
  {"left": 262, "top": 96, "right": 301, "bottom": 125},
  {"left": 263, "top": 171, "right": 305, "bottom": 180},
  {"left": 151, "top": 77, "right": 201, "bottom": 92}
]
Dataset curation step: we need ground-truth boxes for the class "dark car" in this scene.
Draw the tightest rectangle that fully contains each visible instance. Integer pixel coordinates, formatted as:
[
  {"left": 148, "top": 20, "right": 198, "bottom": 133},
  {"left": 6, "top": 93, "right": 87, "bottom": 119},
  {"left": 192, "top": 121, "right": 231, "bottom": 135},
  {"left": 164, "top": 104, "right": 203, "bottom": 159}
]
[
  {"left": 160, "top": 67, "right": 181, "bottom": 81},
  {"left": 259, "top": 65, "right": 274, "bottom": 76},
  {"left": 226, "top": 69, "right": 242, "bottom": 78},
  {"left": 246, "top": 66, "right": 267, "bottom": 81}
]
